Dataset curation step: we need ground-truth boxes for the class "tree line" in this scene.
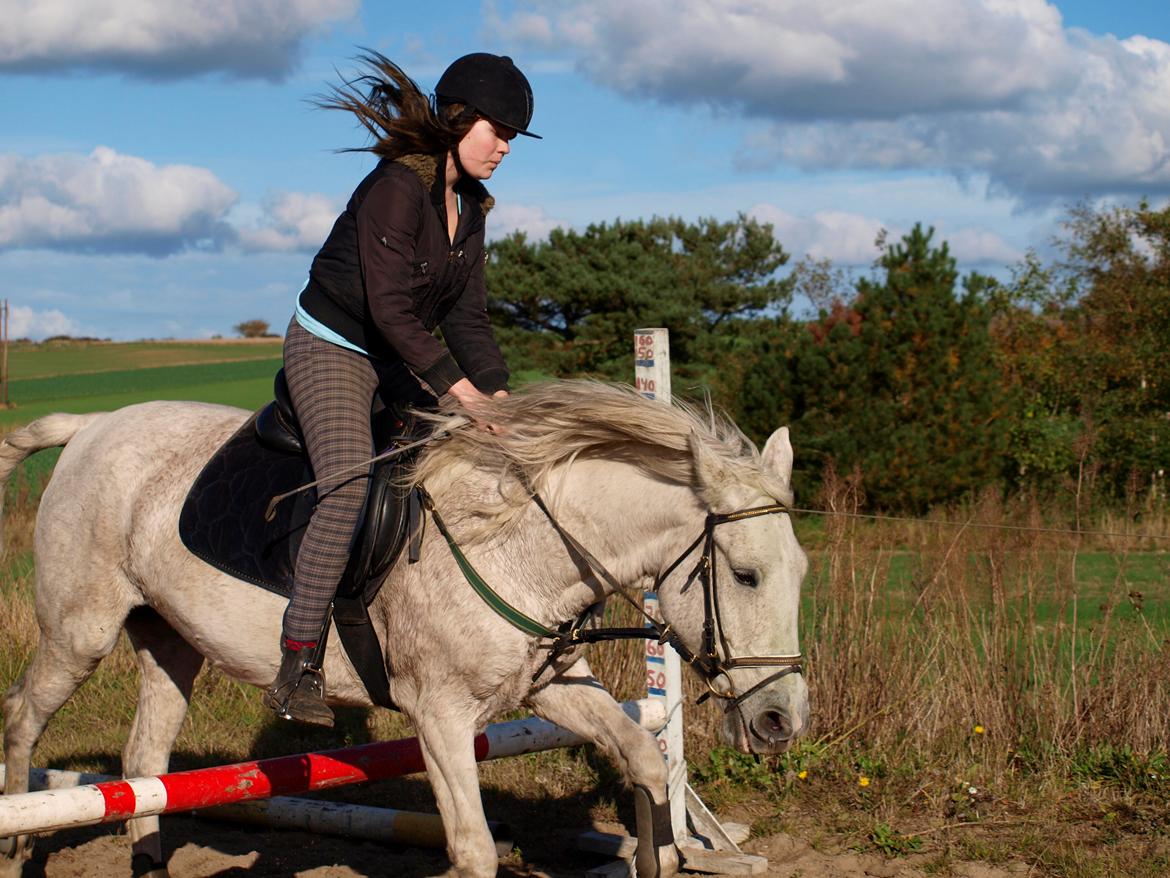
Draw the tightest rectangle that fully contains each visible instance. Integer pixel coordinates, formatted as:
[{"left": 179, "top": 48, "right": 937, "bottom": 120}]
[{"left": 483, "top": 202, "right": 1170, "bottom": 513}]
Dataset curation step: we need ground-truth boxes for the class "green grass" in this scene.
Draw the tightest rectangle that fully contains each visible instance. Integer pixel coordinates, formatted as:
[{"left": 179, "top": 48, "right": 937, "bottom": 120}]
[
  {"left": 802, "top": 549, "right": 1170, "bottom": 632},
  {"left": 1, "top": 339, "right": 1169, "bottom": 877},
  {"left": 3, "top": 339, "right": 282, "bottom": 380},
  {"left": 0, "top": 359, "right": 281, "bottom": 426}
]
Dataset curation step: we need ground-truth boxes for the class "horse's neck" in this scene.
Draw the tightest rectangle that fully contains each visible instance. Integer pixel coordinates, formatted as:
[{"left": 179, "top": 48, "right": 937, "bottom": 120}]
[{"left": 540, "top": 459, "right": 701, "bottom": 620}]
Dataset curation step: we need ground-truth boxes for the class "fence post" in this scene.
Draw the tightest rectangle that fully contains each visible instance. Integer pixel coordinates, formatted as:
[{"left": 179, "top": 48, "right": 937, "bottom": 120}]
[
  {"left": 634, "top": 327, "right": 686, "bottom": 842},
  {"left": 632, "top": 329, "right": 755, "bottom": 859}
]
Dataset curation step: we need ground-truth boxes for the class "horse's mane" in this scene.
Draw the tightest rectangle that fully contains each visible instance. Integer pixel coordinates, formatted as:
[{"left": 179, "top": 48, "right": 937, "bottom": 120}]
[{"left": 411, "top": 380, "right": 789, "bottom": 536}]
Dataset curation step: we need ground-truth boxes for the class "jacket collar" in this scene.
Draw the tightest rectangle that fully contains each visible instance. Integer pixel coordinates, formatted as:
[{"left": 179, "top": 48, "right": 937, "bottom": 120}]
[{"left": 393, "top": 152, "right": 495, "bottom": 217}]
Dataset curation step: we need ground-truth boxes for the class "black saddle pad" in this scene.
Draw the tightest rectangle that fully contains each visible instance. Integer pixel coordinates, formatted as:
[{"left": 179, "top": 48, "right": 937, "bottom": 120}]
[
  {"left": 179, "top": 412, "right": 315, "bottom": 598},
  {"left": 179, "top": 407, "right": 421, "bottom": 711},
  {"left": 179, "top": 407, "right": 416, "bottom": 604}
]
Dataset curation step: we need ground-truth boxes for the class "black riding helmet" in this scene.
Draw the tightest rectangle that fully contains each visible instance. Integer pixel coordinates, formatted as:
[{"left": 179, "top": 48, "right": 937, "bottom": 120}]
[{"left": 435, "top": 53, "right": 540, "bottom": 139}]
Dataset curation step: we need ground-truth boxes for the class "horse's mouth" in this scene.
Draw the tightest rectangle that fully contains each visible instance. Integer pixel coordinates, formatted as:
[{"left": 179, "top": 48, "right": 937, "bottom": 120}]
[
  {"left": 720, "top": 707, "right": 800, "bottom": 755},
  {"left": 747, "top": 710, "right": 797, "bottom": 754}
]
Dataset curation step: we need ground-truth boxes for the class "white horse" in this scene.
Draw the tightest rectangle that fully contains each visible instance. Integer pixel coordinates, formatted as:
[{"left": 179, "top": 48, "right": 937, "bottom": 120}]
[{"left": 0, "top": 380, "right": 808, "bottom": 878}]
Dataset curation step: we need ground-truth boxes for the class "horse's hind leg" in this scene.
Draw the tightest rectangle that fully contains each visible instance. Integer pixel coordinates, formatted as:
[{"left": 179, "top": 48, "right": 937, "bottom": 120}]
[
  {"left": 1, "top": 608, "right": 126, "bottom": 873},
  {"left": 527, "top": 657, "right": 680, "bottom": 878},
  {"left": 121, "top": 608, "right": 205, "bottom": 878}
]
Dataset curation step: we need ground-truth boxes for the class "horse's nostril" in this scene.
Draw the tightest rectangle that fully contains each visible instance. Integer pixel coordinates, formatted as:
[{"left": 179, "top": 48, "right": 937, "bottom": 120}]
[{"left": 751, "top": 709, "right": 792, "bottom": 744}]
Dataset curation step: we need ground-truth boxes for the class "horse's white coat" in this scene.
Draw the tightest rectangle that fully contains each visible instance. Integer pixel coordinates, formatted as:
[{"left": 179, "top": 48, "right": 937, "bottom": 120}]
[{"left": 0, "top": 384, "right": 808, "bottom": 878}]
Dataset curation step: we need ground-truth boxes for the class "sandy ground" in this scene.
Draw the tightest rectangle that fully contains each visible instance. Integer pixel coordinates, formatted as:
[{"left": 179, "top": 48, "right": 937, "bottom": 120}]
[{"left": 16, "top": 815, "right": 1035, "bottom": 878}]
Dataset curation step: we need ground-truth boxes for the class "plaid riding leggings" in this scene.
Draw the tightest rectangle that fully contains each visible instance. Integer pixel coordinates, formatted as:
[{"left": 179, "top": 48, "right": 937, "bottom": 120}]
[{"left": 281, "top": 318, "right": 433, "bottom": 642}]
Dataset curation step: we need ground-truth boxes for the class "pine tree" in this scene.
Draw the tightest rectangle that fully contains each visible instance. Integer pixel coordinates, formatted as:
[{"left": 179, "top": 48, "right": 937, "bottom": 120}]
[
  {"left": 783, "top": 225, "right": 1009, "bottom": 510},
  {"left": 485, "top": 215, "right": 790, "bottom": 379}
]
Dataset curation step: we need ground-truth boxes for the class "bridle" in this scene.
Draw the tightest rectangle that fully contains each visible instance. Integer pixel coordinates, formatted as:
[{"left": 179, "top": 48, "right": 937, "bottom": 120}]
[
  {"left": 420, "top": 486, "right": 805, "bottom": 713},
  {"left": 653, "top": 504, "right": 805, "bottom": 708}
]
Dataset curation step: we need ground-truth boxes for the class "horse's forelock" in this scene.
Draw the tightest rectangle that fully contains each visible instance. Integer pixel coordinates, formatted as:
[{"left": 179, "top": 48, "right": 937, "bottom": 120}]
[{"left": 411, "top": 381, "right": 790, "bottom": 520}]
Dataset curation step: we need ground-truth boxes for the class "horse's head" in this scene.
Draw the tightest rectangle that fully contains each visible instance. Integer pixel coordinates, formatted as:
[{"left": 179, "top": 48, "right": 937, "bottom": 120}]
[
  {"left": 411, "top": 382, "right": 810, "bottom": 753},
  {"left": 657, "top": 425, "right": 809, "bottom": 755}
]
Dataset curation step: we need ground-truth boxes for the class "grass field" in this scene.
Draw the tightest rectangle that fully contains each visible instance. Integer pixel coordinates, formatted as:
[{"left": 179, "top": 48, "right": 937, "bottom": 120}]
[
  {"left": 3, "top": 339, "right": 283, "bottom": 380},
  {"left": 0, "top": 339, "right": 282, "bottom": 427},
  {"left": 1, "top": 339, "right": 1169, "bottom": 876}
]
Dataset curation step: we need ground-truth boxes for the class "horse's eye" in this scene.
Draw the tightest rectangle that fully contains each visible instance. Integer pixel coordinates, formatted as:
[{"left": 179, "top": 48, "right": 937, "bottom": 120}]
[{"left": 732, "top": 568, "right": 758, "bottom": 587}]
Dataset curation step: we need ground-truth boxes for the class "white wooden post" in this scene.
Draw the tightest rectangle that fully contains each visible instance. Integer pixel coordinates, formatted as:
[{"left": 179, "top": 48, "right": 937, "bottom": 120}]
[{"left": 634, "top": 328, "right": 686, "bottom": 842}]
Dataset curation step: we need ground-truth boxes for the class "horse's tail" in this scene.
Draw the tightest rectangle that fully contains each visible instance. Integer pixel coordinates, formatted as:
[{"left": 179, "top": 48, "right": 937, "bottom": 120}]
[{"left": 0, "top": 412, "right": 106, "bottom": 554}]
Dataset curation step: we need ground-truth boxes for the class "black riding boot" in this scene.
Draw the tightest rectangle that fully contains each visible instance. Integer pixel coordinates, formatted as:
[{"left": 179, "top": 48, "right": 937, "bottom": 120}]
[{"left": 263, "top": 642, "right": 334, "bottom": 728}]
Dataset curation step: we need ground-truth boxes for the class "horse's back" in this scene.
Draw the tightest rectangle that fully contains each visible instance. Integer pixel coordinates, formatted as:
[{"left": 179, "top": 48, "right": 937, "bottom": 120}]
[
  {"left": 51, "top": 400, "right": 248, "bottom": 480},
  {"left": 37, "top": 400, "right": 250, "bottom": 576}
]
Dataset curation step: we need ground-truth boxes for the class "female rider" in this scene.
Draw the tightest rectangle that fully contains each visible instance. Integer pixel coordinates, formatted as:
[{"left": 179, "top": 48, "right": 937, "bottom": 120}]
[{"left": 264, "top": 52, "right": 538, "bottom": 726}]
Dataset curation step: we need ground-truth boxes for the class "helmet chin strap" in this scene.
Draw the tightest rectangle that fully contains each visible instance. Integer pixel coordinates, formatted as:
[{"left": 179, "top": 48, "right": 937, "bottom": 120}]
[{"left": 449, "top": 146, "right": 468, "bottom": 180}]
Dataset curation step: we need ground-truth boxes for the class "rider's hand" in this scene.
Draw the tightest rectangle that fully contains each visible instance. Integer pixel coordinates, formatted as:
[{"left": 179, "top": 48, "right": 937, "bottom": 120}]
[{"left": 447, "top": 379, "right": 505, "bottom": 433}]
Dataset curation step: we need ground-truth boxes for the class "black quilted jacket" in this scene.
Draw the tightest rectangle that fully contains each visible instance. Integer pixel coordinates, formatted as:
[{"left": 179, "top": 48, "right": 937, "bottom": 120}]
[{"left": 298, "top": 153, "right": 508, "bottom": 394}]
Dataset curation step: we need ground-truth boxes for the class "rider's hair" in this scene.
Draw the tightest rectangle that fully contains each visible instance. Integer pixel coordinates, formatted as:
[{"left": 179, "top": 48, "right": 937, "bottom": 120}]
[{"left": 315, "top": 51, "right": 477, "bottom": 159}]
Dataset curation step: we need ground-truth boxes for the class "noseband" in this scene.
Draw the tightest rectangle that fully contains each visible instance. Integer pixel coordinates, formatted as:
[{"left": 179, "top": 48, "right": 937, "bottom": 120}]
[{"left": 421, "top": 488, "right": 804, "bottom": 711}]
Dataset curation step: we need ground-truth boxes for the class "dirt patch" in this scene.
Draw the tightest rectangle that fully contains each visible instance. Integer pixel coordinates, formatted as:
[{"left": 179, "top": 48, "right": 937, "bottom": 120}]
[{"left": 19, "top": 817, "right": 1036, "bottom": 878}]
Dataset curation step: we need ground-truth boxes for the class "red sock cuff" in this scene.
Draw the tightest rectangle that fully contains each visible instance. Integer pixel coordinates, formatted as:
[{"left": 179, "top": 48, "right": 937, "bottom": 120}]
[{"left": 284, "top": 638, "right": 318, "bottom": 651}]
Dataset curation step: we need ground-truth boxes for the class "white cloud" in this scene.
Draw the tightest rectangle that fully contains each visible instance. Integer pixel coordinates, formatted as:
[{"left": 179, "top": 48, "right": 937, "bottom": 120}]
[
  {"left": 750, "top": 204, "right": 888, "bottom": 264},
  {"left": 486, "top": 202, "right": 568, "bottom": 241},
  {"left": 944, "top": 226, "right": 1024, "bottom": 264},
  {"left": 236, "top": 192, "right": 341, "bottom": 252},
  {"left": 0, "top": 147, "right": 237, "bottom": 254},
  {"left": 748, "top": 202, "right": 1021, "bottom": 266},
  {"left": 0, "top": 0, "right": 358, "bottom": 79},
  {"left": 8, "top": 305, "right": 82, "bottom": 340},
  {"left": 494, "top": 0, "right": 1170, "bottom": 199}
]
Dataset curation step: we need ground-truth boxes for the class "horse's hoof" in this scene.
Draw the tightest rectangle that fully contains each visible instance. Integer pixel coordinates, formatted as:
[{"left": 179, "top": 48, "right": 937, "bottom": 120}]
[
  {"left": 131, "top": 852, "right": 169, "bottom": 878},
  {"left": 0, "top": 834, "right": 26, "bottom": 862},
  {"left": 0, "top": 839, "right": 24, "bottom": 878}
]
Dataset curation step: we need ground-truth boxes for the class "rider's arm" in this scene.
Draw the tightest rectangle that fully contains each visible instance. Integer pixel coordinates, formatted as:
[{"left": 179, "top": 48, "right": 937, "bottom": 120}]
[{"left": 358, "top": 173, "right": 466, "bottom": 395}]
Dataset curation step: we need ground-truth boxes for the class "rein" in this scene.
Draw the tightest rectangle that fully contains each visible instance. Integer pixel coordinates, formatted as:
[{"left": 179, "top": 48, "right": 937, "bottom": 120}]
[{"left": 419, "top": 487, "right": 804, "bottom": 710}]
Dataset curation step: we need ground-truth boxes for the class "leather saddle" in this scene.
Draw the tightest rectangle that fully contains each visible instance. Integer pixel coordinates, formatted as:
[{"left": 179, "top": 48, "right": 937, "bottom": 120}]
[{"left": 179, "top": 369, "right": 427, "bottom": 709}]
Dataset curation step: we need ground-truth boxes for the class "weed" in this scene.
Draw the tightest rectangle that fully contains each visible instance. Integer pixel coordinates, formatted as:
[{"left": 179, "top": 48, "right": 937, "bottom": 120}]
[
  {"left": 870, "top": 822, "right": 923, "bottom": 856},
  {"left": 1071, "top": 745, "right": 1170, "bottom": 793},
  {"left": 692, "top": 747, "right": 776, "bottom": 789}
]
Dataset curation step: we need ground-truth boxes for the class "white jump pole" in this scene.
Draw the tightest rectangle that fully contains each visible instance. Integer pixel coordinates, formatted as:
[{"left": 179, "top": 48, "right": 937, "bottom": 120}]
[
  {"left": 0, "top": 699, "right": 665, "bottom": 839},
  {"left": 633, "top": 328, "right": 687, "bottom": 843}
]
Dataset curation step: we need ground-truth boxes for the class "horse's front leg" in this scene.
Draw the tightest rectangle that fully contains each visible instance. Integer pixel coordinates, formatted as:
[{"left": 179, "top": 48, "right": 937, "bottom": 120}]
[
  {"left": 411, "top": 704, "right": 499, "bottom": 878},
  {"left": 526, "top": 657, "right": 680, "bottom": 878}
]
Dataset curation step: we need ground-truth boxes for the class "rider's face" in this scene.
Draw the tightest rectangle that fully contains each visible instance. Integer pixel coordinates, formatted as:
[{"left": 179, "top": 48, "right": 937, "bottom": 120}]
[{"left": 457, "top": 118, "right": 515, "bottom": 180}]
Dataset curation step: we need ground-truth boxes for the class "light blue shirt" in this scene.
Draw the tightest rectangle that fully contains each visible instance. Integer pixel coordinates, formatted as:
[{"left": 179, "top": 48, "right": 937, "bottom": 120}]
[{"left": 294, "top": 282, "right": 369, "bottom": 356}]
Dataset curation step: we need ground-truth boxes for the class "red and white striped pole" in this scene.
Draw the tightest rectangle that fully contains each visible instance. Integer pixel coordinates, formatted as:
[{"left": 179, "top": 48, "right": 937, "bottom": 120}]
[
  {"left": 0, "top": 766, "right": 513, "bottom": 854},
  {"left": 0, "top": 699, "right": 664, "bottom": 838}
]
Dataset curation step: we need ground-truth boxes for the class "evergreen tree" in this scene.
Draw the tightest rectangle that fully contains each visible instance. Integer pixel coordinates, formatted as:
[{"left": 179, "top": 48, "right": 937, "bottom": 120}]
[
  {"left": 485, "top": 214, "right": 790, "bottom": 379},
  {"left": 739, "top": 225, "right": 1009, "bottom": 511}
]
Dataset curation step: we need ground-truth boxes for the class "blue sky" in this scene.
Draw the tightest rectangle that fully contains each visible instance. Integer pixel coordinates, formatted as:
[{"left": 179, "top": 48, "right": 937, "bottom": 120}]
[{"left": 1, "top": 0, "right": 1168, "bottom": 340}]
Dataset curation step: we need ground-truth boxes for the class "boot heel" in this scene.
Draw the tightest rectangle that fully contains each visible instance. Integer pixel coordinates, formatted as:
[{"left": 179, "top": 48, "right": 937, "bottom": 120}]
[{"left": 264, "top": 643, "right": 335, "bottom": 728}]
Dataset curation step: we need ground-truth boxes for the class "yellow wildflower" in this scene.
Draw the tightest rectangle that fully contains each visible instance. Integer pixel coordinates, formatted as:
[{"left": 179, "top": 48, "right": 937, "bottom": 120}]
[
  {"left": 797, "top": 770, "right": 808, "bottom": 780},
  {"left": 974, "top": 725, "right": 985, "bottom": 735},
  {"left": 858, "top": 776, "right": 871, "bottom": 788}
]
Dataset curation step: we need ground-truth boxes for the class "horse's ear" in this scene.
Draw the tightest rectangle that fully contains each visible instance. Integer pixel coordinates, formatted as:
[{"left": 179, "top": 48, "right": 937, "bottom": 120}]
[
  {"left": 689, "top": 431, "right": 732, "bottom": 502},
  {"left": 761, "top": 426, "right": 794, "bottom": 486}
]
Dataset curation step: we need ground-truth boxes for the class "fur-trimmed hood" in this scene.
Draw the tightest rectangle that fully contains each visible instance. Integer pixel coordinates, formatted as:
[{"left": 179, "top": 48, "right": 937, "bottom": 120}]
[{"left": 393, "top": 153, "right": 495, "bottom": 216}]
